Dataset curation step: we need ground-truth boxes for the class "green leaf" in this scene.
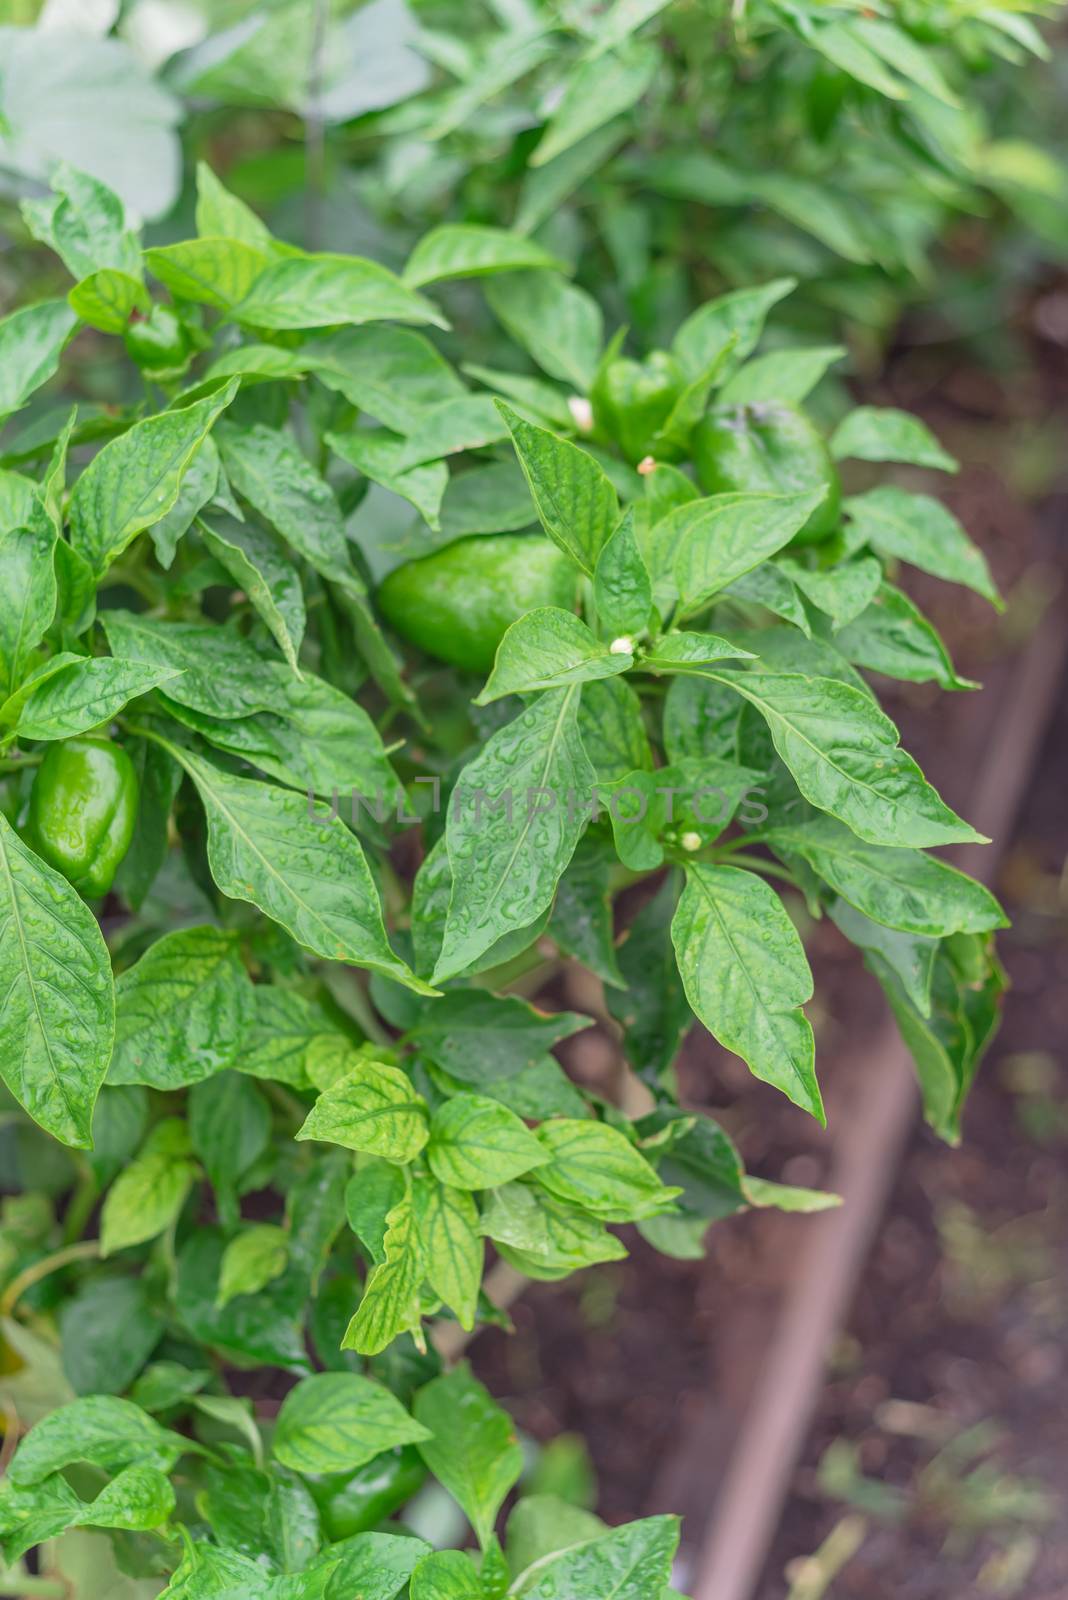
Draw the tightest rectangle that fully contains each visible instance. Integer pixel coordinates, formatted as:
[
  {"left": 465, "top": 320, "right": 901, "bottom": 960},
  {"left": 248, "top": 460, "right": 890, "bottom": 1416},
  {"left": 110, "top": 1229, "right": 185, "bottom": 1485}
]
[
  {"left": 68, "top": 381, "right": 239, "bottom": 576},
  {"left": 410, "top": 1549, "right": 483, "bottom": 1599},
  {"left": 215, "top": 1230, "right": 285, "bottom": 1313},
  {"left": 413, "top": 1366, "right": 523, "bottom": 1548},
  {"left": 273, "top": 1371, "right": 430, "bottom": 1475},
  {"left": 188, "top": 1071, "right": 272, "bottom": 1216},
  {"left": 433, "top": 687, "right": 596, "bottom": 982},
  {"left": 578, "top": 675, "right": 653, "bottom": 781},
  {"left": 0, "top": 299, "right": 77, "bottom": 423},
  {"left": 548, "top": 835, "right": 626, "bottom": 988},
  {"left": 851, "top": 18, "right": 960, "bottom": 106},
  {"left": 0, "top": 811, "right": 114, "bottom": 1147},
  {"left": 828, "top": 898, "right": 936, "bottom": 1016},
  {"left": 661, "top": 489, "right": 828, "bottom": 616},
  {"left": 497, "top": 403, "right": 618, "bottom": 576},
  {"left": 639, "top": 631, "right": 755, "bottom": 673},
  {"left": 831, "top": 407, "right": 958, "bottom": 472},
  {"left": 506, "top": 1494, "right": 606, "bottom": 1579},
  {"left": 73, "top": 1464, "right": 175, "bottom": 1534},
  {"left": 845, "top": 486, "right": 1000, "bottom": 607},
  {"left": 397, "top": 395, "right": 510, "bottom": 469},
  {"left": 412, "top": 1177, "right": 482, "bottom": 1332},
  {"left": 532, "top": 42, "right": 658, "bottom": 167},
  {"left": 534, "top": 1119, "right": 681, "bottom": 1220},
  {"left": 108, "top": 925, "right": 255, "bottom": 1090},
  {"left": 873, "top": 933, "right": 1005, "bottom": 1142},
  {"left": 481, "top": 1183, "right": 627, "bottom": 1276},
  {"left": 198, "top": 513, "right": 306, "bottom": 675},
  {"left": 195, "top": 161, "right": 275, "bottom": 251},
  {"left": 20, "top": 163, "right": 141, "bottom": 281},
  {"left": 671, "top": 863, "right": 822, "bottom": 1120},
  {"left": 409, "top": 990, "right": 590, "bottom": 1086},
  {"left": 718, "top": 345, "right": 846, "bottom": 406},
  {"left": 68, "top": 268, "right": 150, "bottom": 335},
  {"left": 672, "top": 279, "right": 795, "bottom": 380},
  {"left": 519, "top": 1514, "right": 679, "bottom": 1599},
  {"left": 438, "top": 461, "right": 537, "bottom": 539},
  {"left": 100, "top": 1118, "right": 199, "bottom": 1256},
  {"left": 476, "top": 607, "right": 631, "bottom": 704},
  {"left": 321, "top": 1531, "right": 431, "bottom": 1600},
  {"left": 761, "top": 818, "right": 1006, "bottom": 937},
  {"left": 404, "top": 225, "right": 561, "bottom": 287},
  {"left": 297, "top": 1061, "right": 430, "bottom": 1162},
  {"left": 6, "top": 655, "right": 179, "bottom": 741},
  {"left": 485, "top": 272, "right": 603, "bottom": 391},
  {"left": 806, "top": 20, "right": 910, "bottom": 99},
  {"left": 328, "top": 429, "right": 448, "bottom": 529},
  {"left": 594, "top": 511, "right": 653, "bottom": 639},
  {"left": 60, "top": 1276, "right": 164, "bottom": 1397},
  {"left": 835, "top": 582, "right": 977, "bottom": 691},
  {"left": 158, "top": 740, "right": 432, "bottom": 994},
  {"left": 0, "top": 522, "right": 58, "bottom": 700},
  {"left": 706, "top": 667, "right": 984, "bottom": 847},
  {"left": 233, "top": 252, "right": 447, "bottom": 331},
  {"left": 298, "top": 325, "right": 466, "bottom": 434},
  {"left": 426, "top": 1093, "right": 549, "bottom": 1190},
  {"left": 145, "top": 238, "right": 270, "bottom": 310},
  {"left": 776, "top": 554, "right": 883, "bottom": 631},
  {"left": 216, "top": 422, "right": 363, "bottom": 594},
  {"left": 7, "top": 1396, "right": 188, "bottom": 1488},
  {"left": 343, "top": 1192, "right": 425, "bottom": 1356}
]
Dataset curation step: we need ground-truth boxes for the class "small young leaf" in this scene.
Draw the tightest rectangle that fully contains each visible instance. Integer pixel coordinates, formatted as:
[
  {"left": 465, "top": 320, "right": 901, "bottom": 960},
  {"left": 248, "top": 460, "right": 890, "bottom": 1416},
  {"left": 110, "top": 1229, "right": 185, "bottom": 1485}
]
[
  {"left": 426, "top": 1094, "right": 549, "bottom": 1190},
  {"left": 297, "top": 1061, "right": 430, "bottom": 1162},
  {"left": 404, "top": 224, "right": 561, "bottom": 287},
  {"left": 475, "top": 607, "right": 631, "bottom": 704},
  {"left": 497, "top": 402, "right": 618, "bottom": 575},
  {"left": 533, "top": 1119, "right": 680, "bottom": 1220},
  {"left": 413, "top": 1366, "right": 523, "bottom": 1548},
  {"left": 273, "top": 1371, "right": 430, "bottom": 1474}
]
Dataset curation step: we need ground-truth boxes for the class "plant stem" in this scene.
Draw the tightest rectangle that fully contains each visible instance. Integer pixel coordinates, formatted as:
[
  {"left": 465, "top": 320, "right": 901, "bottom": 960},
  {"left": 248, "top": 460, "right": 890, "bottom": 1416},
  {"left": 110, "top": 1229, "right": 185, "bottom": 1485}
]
[
  {"left": 61, "top": 1163, "right": 99, "bottom": 1246},
  {"left": 0, "top": 1576, "right": 69, "bottom": 1598},
  {"left": 713, "top": 850, "right": 800, "bottom": 888},
  {"left": 1, "top": 1240, "right": 101, "bottom": 1317}
]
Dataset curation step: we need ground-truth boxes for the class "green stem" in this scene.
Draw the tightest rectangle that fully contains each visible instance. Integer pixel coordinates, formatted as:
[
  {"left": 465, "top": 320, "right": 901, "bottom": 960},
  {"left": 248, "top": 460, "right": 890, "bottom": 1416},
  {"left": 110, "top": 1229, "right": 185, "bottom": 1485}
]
[
  {"left": 713, "top": 850, "right": 800, "bottom": 888},
  {"left": 0, "top": 1576, "right": 69, "bottom": 1598},
  {"left": 1, "top": 1239, "right": 101, "bottom": 1316},
  {"left": 62, "top": 1164, "right": 99, "bottom": 1246}
]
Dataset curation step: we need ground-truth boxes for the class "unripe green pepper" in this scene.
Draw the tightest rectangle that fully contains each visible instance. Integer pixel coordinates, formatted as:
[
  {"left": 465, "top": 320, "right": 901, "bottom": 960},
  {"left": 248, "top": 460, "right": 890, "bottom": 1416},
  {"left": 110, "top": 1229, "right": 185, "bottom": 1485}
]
[
  {"left": 123, "top": 305, "right": 191, "bottom": 373},
  {"left": 692, "top": 401, "right": 842, "bottom": 546},
  {"left": 308, "top": 1447, "right": 427, "bottom": 1540},
  {"left": 590, "top": 349, "right": 686, "bottom": 463},
  {"left": 377, "top": 534, "right": 576, "bottom": 673},
  {"left": 27, "top": 736, "right": 139, "bottom": 897}
]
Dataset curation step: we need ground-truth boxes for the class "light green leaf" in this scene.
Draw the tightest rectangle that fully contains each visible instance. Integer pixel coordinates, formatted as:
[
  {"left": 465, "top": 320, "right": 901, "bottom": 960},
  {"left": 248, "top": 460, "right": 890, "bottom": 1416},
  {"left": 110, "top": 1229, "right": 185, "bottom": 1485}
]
[
  {"left": 412, "top": 1178, "right": 482, "bottom": 1332},
  {"left": 485, "top": 271, "right": 603, "bottom": 391},
  {"left": 519, "top": 1514, "right": 679, "bottom": 1599},
  {"left": 845, "top": 486, "right": 1000, "bottom": 607},
  {"left": 20, "top": 164, "right": 141, "bottom": 281},
  {"left": 0, "top": 522, "right": 58, "bottom": 700},
  {"left": 672, "top": 279, "right": 795, "bottom": 380},
  {"left": 159, "top": 741, "right": 432, "bottom": 994},
  {"left": 762, "top": 818, "right": 1006, "bottom": 937},
  {"left": 413, "top": 1366, "right": 523, "bottom": 1548},
  {"left": 7, "top": 1396, "right": 188, "bottom": 1488},
  {"left": 273, "top": 1371, "right": 430, "bottom": 1475},
  {"left": 410, "top": 1549, "right": 482, "bottom": 1600},
  {"left": 532, "top": 42, "right": 658, "bottom": 167},
  {"left": 707, "top": 666, "right": 984, "bottom": 847},
  {"left": 0, "top": 811, "right": 114, "bottom": 1148},
  {"left": 828, "top": 898, "right": 936, "bottom": 1016},
  {"left": 639, "top": 631, "right": 755, "bottom": 672},
  {"left": 851, "top": 18, "right": 960, "bottom": 106},
  {"left": 74, "top": 1465, "right": 175, "bottom": 1533},
  {"left": 586, "top": 0, "right": 673, "bottom": 54},
  {"left": 216, "top": 1225, "right": 290, "bottom": 1309},
  {"left": 747, "top": 172, "right": 873, "bottom": 263},
  {"left": 404, "top": 224, "right": 561, "bottom": 287},
  {"left": 297, "top": 1060, "right": 429, "bottom": 1162},
  {"left": 100, "top": 1119, "right": 199, "bottom": 1256},
  {"left": 718, "top": 345, "right": 846, "bottom": 406},
  {"left": 498, "top": 403, "right": 618, "bottom": 575},
  {"left": 7, "top": 656, "right": 179, "bottom": 742},
  {"left": 426, "top": 1093, "right": 548, "bottom": 1190},
  {"left": 776, "top": 554, "right": 883, "bottom": 631},
  {"left": 397, "top": 395, "right": 509, "bottom": 470},
  {"left": 831, "top": 407, "right": 958, "bottom": 472},
  {"left": 198, "top": 513, "right": 306, "bottom": 675},
  {"left": 836, "top": 582, "right": 977, "bottom": 691},
  {"left": 233, "top": 252, "right": 447, "bottom": 331},
  {"left": 68, "top": 269, "right": 149, "bottom": 335},
  {"left": 594, "top": 511, "right": 652, "bottom": 639},
  {"left": 298, "top": 325, "right": 466, "bottom": 434},
  {"left": 145, "top": 238, "right": 269, "bottom": 310},
  {"left": 328, "top": 429, "right": 447, "bottom": 529},
  {"left": 481, "top": 1183, "right": 627, "bottom": 1276},
  {"left": 195, "top": 161, "right": 275, "bottom": 251},
  {"left": 534, "top": 1119, "right": 680, "bottom": 1220},
  {"left": 476, "top": 607, "right": 631, "bottom": 704},
  {"left": 434, "top": 687, "right": 596, "bottom": 983},
  {"left": 68, "top": 381, "right": 239, "bottom": 576},
  {"left": 672, "top": 863, "right": 821, "bottom": 1120},
  {"left": 0, "top": 299, "right": 77, "bottom": 423},
  {"left": 108, "top": 925, "right": 255, "bottom": 1090},
  {"left": 807, "top": 20, "right": 910, "bottom": 98},
  {"left": 652, "top": 488, "right": 826, "bottom": 615},
  {"left": 343, "top": 1192, "right": 425, "bottom": 1356}
]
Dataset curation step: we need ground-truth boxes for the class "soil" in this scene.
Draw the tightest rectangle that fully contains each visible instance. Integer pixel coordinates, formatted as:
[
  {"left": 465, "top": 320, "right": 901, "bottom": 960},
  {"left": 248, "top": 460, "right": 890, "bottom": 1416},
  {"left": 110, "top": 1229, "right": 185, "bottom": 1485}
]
[{"left": 470, "top": 314, "right": 1068, "bottom": 1599}]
